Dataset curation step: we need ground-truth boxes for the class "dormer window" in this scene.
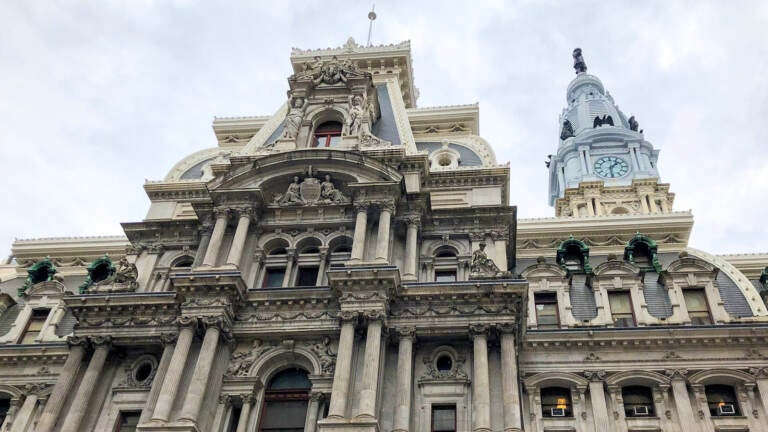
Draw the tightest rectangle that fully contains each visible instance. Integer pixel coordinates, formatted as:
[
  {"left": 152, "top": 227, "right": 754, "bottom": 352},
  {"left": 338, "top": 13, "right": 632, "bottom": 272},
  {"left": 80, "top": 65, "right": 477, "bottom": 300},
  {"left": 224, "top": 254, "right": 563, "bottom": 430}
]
[{"left": 313, "top": 121, "right": 342, "bottom": 147}]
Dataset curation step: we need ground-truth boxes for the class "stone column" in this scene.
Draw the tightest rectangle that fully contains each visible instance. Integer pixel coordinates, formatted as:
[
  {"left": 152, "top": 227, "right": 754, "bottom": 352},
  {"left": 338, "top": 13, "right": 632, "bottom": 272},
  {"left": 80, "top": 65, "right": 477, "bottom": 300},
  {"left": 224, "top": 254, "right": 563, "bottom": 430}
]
[
  {"left": 282, "top": 248, "right": 296, "bottom": 287},
  {"left": 193, "top": 225, "right": 213, "bottom": 267},
  {"left": 667, "top": 370, "right": 697, "bottom": 431},
  {"left": 304, "top": 392, "right": 324, "bottom": 432},
  {"left": 327, "top": 312, "right": 358, "bottom": 418},
  {"left": 152, "top": 317, "right": 196, "bottom": 422},
  {"left": 393, "top": 328, "right": 415, "bottom": 432},
  {"left": 375, "top": 202, "right": 394, "bottom": 261},
  {"left": 752, "top": 368, "right": 768, "bottom": 426},
  {"left": 36, "top": 337, "right": 87, "bottom": 432},
  {"left": 10, "top": 389, "right": 39, "bottom": 432},
  {"left": 499, "top": 327, "right": 522, "bottom": 432},
  {"left": 139, "top": 334, "right": 177, "bottom": 424},
  {"left": 608, "top": 385, "right": 628, "bottom": 432},
  {"left": 357, "top": 311, "right": 384, "bottom": 418},
  {"left": 691, "top": 384, "right": 714, "bottom": 431},
  {"left": 469, "top": 324, "right": 491, "bottom": 432},
  {"left": 402, "top": 217, "right": 420, "bottom": 280},
  {"left": 226, "top": 207, "right": 254, "bottom": 267},
  {"left": 202, "top": 208, "right": 230, "bottom": 267},
  {"left": 0, "top": 399, "right": 20, "bottom": 431},
  {"left": 212, "top": 394, "right": 232, "bottom": 432},
  {"left": 61, "top": 336, "right": 111, "bottom": 432},
  {"left": 235, "top": 393, "right": 255, "bottom": 432},
  {"left": 655, "top": 385, "right": 680, "bottom": 432},
  {"left": 585, "top": 371, "right": 611, "bottom": 432},
  {"left": 639, "top": 195, "right": 650, "bottom": 214},
  {"left": 179, "top": 316, "right": 227, "bottom": 422},
  {"left": 315, "top": 248, "right": 328, "bottom": 286},
  {"left": 648, "top": 195, "right": 659, "bottom": 213},
  {"left": 350, "top": 202, "right": 369, "bottom": 261}
]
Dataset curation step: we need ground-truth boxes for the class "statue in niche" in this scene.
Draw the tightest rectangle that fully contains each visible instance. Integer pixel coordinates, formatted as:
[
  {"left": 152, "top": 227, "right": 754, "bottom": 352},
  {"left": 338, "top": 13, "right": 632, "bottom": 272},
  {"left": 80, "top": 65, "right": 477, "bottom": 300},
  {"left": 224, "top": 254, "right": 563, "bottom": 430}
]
[
  {"left": 320, "top": 174, "right": 348, "bottom": 204},
  {"left": 560, "top": 118, "right": 574, "bottom": 140},
  {"left": 274, "top": 176, "right": 304, "bottom": 205},
  {"left": 282, "top": 97, "right": 306, "bottom": 139},
  {"left": 573, "top": 48, "right": 587, "bottom": 74},
  {"left": 470, "top": 242, "right": 510, "bottom": 279},
  {"left": 344, "top": 95, "right": 366, "bottom": 136}
]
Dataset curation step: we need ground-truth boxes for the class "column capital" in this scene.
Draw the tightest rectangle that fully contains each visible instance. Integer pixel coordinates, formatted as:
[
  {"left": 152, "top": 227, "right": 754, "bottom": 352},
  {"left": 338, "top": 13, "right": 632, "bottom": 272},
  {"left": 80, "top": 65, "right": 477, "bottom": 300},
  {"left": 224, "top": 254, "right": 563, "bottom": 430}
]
[
  {"left": 749, "top": 367, "right": 768, "bottom": 379},
  {"left": 496, "top": 322, "right": 517, "bottom": 335},
  {"left": 241, "top": 393, "right": 256, "bottom": 404},
  {"left": 90, "top": 335, "right": 112, "bottom": 349},
  {"left": 665, "top": 368, "right": 689, "bottom": 381},
  {"left": 160, "top": 333, "right": 178, "bottom": 346},
  {"left": 177, "top": 315, "right": 198, "bottom": 330},
  {"left": 202, "top": 315, "right": 231, "bottom": 333},
  {"left": 354, "top": 201, "right": 371, "bottom": 213},
  {"left": 396, "top": 326, "right": 416, "bottom": 341},
  {"left": 66, "top": 336, "right": 88, "bottom": 349},
  {"left": 310, "top": 391, "right": 325, "bottom": 402},
  {"left": 218, "top": 394, "right": 233, "bottom": 406},
  {"left": 363, "top": 309, "right": 386, "bottom": 324},
  {"left": 377, "top": 200, "right": 396, "bottom": 214},
  {"left": 583, "top": 370, "right": 607, "bottom": 382},
  {"left": 468, "top": 323, "right": 490, "bottom": 339},
  {"left": 213, "top": 207, "right": 231, "bottom": 219},
  {"left": 468, "top": 231, "right": 486, "bottom": 242},
  {"left": 24, "top": 382, "right": 51, "bottom": 397},
  {"left": 338, "top": 310, "right": 359, "bottom": 324}
]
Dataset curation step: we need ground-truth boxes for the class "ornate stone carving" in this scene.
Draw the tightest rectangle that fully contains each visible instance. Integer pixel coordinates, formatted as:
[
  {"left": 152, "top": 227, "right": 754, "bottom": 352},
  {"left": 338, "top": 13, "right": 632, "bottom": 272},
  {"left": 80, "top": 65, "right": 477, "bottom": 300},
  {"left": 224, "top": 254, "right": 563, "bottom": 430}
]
[
  {"left": 420, "top": 346, "right": 469, "bottom": 382},
  {"left": 397, "top": 327, "right": 416, "bottom": 340},
  {"left": 306, "top": 336, "right": 337, "bottom": 375},
  {"left": 583, "top": 370, "right": 607, "bottom": 382},
  {"left": 18, "top": 257, "right": 62, "bottom": 296},
  {"left": 91, "top": 335, "right": 112, "bottom": 348},
  {"left": 343, "top": 95, "right": 368, "bottom": 137},
  {"left": 665, "top": 369, "right": 688, "bottom": 381},
  {"left": 469, "top": 243, "right": 511, "bottom": 279},
  {"left": 560, "top": 119, "right": 574, "bottom": 140},
  {"left": 225, "top": 339, "right": 277, "bottom": 378},
  {"left": 320, "top": 175, "right": 348, "bottom": 204},
  {"left": 218, "top": 394, "right": 232, "bottom": 405},
  {"left": 282, "top": 97, "right": 306, "bottom": 139},
  {"left": 468, "top": 323, "right": 490, "bottom": 338},
  {"left": 79, "top": 255, "right": 138, "bottom": 293},
  {"left": 293, "top": 55, "right": 367, "bottom": 86},
  {"left": 274, "top": 172, "right": 349, "bottom": 206}
]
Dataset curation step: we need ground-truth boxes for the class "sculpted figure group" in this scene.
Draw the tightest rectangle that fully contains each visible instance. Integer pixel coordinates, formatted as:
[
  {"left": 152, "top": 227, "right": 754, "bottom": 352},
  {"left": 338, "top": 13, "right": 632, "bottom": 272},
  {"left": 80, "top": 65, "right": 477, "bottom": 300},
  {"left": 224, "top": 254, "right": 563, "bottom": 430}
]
[{"left": 274, "top": 173, "right": 348, "bottom": 206}]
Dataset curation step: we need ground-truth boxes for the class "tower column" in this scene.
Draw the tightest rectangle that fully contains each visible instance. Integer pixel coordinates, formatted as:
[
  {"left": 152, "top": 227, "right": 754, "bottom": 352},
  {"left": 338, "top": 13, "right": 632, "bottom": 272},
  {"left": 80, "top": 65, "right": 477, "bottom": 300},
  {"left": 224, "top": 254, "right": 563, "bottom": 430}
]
[
  {"left": 179, "top": 316, "right": 227, "bottom": 423},
  {"left": 500, "top": 327, "right": 522, "bottom": 432},
  {"left": 37, "top": 337, "right": 87, "bottom": 432},
  {"left": 470, "top": 324, "right": 491, "bottom": 432},
  {"left": 202, "top": 208, "right": 230, "bottom": 267},
  {"left": 585, "top": 371, "right": 611, "bottom": 432},
  {"left": 375, "top": 201, "right": 394, "bottom": 261},
  {"left": 139, "top": 334, "right": 176, "bottom": 424},
  {"left": 393, "top": 327, "right": 415, "bottom": 432},
  {"left": 61, "top": 336, "right": 111, "bottom": 432},
  {"left": 226, "top": 207, "right": 254, "bottom": 267},
  {"left": 357, "top": 311, "right": 384, "bottom": 418},
  {"left": 152, "top": 317, "right": 196, "bottom": 422},
  {"left": 350, "top": 202, "right": 369, "bottom": 261},
  {"left": 403, "top": 217, "right": 420, "bottom": 280},
  {"left": 326, "top": 312, "right": 358, "bottom": 418}
]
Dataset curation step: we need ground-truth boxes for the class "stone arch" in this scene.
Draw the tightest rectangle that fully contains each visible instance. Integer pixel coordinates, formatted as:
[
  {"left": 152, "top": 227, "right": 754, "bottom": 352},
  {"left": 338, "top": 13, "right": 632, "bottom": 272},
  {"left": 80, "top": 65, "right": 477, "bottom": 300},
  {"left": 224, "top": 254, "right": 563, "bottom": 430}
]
[
  {"left": 294, "top": 235, "right": 324, "bottom": 253},
  {"left": 248, "top": 345, "right": 323, "bottom": 385},
  {"left": 306, "top": 106, "right": 348, "bottom": 132},
  {"left": 157, "top": 250, "right": 196, "bottom": 268},
  {"left": 327, "top": 234, "right": 353, "bottom": 253},
  {"left": 0, "top": 384, "right": 23, "bottom": 399},
  {"left": 421, "top": 238, "right": 468, "bottom": 257},
  {"left": 593, "top": 259, "right": 640, "bottom": 277},
  {"left": 665, "top": 255, "right": 715, "bottom": 273},
  {"left": 605, "top": 370, "right": 670, "bottom": 387},
  {"left": 521, "top": 261, "right": 568, "bottom": 279},
  {"left": 524, "top": 372, "right": 589, "bottom": 390},
  {"left": 688, "top": 369, "right": 756, "bottom": 386},
  {"left": 259, "top": 235, "right": 292, "bottom": 253}
]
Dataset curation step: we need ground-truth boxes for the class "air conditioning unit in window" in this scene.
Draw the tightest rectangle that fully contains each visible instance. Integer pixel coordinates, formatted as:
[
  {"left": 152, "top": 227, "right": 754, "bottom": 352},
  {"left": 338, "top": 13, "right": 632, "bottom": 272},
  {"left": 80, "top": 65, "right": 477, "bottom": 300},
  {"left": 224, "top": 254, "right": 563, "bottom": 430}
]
[
  {"left": 717, "top": 404, "right": 736, "bottom": 415},
  {"left": 550, "top": 408, "right": 566, "bottom": 417},
  {"left": 633, "top": 406, "right": 650, "bottom": 416}
]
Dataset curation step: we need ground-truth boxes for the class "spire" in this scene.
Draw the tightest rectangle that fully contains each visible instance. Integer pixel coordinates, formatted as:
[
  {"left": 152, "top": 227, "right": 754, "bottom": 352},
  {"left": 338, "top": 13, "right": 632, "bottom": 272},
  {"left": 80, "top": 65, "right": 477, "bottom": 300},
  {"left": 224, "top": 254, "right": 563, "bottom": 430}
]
[{"left": 572, "top": 48, "right": 587, "bottom": 74}]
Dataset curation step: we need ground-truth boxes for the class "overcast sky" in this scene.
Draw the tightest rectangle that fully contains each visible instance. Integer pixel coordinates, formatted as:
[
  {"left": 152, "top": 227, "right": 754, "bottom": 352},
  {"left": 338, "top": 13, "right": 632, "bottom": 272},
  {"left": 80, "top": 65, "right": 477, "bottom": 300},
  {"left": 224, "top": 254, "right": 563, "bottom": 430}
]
[{"left": 1, "top": 1, "right": 766, "bottom": 258}]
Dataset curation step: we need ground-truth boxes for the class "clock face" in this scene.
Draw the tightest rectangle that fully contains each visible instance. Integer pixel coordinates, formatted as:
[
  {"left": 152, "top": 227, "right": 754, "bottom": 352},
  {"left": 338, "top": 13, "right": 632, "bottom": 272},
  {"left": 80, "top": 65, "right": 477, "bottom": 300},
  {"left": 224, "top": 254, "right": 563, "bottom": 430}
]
[{"left": 594, "top": 156, "right": 629, "bottom": 178}]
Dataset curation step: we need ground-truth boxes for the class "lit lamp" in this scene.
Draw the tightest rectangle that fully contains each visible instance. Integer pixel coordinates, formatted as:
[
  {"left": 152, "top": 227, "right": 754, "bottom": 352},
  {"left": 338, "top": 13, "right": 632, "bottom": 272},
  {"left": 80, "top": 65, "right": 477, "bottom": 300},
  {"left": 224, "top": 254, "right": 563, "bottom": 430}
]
[{"left": 556, "top": 398, "right": 567, "bottom": 409}]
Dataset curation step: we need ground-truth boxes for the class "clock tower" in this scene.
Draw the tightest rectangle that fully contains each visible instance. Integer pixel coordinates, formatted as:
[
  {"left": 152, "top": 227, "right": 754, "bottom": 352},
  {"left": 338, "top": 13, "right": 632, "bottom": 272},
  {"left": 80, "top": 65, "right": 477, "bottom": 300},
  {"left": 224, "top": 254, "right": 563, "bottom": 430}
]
[{"left": 548, "top": 49, "right": 674, "bottom": 217}]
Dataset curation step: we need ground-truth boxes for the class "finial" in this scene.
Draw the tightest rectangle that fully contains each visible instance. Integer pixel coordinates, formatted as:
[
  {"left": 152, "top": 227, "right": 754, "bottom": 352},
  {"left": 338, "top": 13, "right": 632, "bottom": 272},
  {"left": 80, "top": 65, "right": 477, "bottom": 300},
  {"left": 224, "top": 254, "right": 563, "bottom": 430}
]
[
  {"left": 572, "top": 48, "right": 587, "bottom": 74},
  {"left": 366, "top": 4, "right": 377, "bottom": 47}
]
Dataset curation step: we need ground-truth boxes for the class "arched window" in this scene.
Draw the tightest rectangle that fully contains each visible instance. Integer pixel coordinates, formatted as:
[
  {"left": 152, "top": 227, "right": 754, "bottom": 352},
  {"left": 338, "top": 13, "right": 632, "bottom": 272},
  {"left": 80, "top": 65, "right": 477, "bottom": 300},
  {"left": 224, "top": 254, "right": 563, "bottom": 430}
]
[
  {"left": 433, "top": 246, "right": 459, "bottom": 282},
  {"left": 541, "top": 387, "right": 572, "bottom": 417},
  {"left": 261, "top": 239, "right": 291, "bottom": 288},
  {"left": 312, "top": 122, "right": 342, "bottom": 148},
  {"left": 622, "top": 386, "right": 654, "bottom": 417},
  {"left": 294, "top": 238, "right": 323, "bottom": 287},
  {"left": 171, "top": 256, "right": 194, "bottom": 268},
  {"left": 259, "top": 368, "right": 311, "bottom": 432},
  {"left": 706, "top": 384, "right": 739, "bottom": 416},
  {"left": 556, "top": 236, "right": 591, "bottom": 273}
]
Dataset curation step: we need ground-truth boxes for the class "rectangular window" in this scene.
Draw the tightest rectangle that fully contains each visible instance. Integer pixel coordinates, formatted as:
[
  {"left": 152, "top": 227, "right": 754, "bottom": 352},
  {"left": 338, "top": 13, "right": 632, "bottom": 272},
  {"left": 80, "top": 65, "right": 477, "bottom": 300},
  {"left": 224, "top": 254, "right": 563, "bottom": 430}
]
[
  {"left": 534, "top": 293, "right": 559, "bottom": 329},
  {"left": 684, "top": 288, "right": 712, "bottom": 325},
  {"left": 115, "top": 411, "right": 141, "bottom": 432},
  {"left": 296, "top": 267, "right": 319, "bottom": 287},
  {"left": 19, "top": 308, "right": 50, "bottom": 344},
  {"left": 431, "top": 405, "right": 456, "bottom": 432},
  {"left": 435, "top": 269, "right": 457, "bottom": 282},
  {"left": 608, "top": 291, "right": 635, "bottom": 327},
  {"left": 263, "top": 268, "right": 286, "bottom": 288}
]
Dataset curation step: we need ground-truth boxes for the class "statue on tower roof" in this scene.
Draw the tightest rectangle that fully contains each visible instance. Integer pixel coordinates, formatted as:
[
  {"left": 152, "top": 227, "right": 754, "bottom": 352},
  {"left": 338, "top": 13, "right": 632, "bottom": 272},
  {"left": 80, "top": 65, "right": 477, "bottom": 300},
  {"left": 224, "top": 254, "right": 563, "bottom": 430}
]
[{"left": 573, "top": 48, "right": 587, "bottom": 74}]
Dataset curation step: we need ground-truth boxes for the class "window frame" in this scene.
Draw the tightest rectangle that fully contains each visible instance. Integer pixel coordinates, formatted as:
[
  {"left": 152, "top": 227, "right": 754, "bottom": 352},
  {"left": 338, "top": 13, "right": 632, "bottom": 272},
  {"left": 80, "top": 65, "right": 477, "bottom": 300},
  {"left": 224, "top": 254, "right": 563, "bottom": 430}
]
[
  {"left": 18, "top": 308, "right": 51, "bottom": 344},
  {"left": 607, "top": 290, "right": 636, "bottom": 328},
  {"left": 262, "top": 267, "right": 287, "bottom": 288},
  {"left": 113, "top": 410, "right": 142, "bottom": 432},
  {"left": 622, "top": 386, "right": 654, "bottom": 417},
  {"left": 534, "top": 292, "right": 559, "bottom": 329},
  {"left": 430, "top": 404, "right": 457, "bottom": 432},
  {"left": 540, "top": 387, "right": 573, "bottom": 418},
  {"left": 312, "top": 122, "right": 343, "bottom": 148},
  {"left": 705, "top": 384, "right": 740, "bottom": 417},
  {"left": 257, "top": 369, "right": 311, "bottom": 432},
  {"left": 683, "top": 288, "right": 713, "bottom": 325}
]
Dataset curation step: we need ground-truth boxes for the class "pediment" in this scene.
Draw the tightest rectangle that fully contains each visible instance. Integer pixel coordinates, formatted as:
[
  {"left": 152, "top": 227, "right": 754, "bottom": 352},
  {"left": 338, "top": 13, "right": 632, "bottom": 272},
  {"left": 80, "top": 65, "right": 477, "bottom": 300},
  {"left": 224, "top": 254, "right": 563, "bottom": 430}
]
[
  {"left": 666, "top": 256, "right": 716, "bottom": 274},
  {"left": 592, "top": 260, "right": 640, "bottom": 277},
  {"left": 521, "top": 263, "right": 567, "bottom": 279}
]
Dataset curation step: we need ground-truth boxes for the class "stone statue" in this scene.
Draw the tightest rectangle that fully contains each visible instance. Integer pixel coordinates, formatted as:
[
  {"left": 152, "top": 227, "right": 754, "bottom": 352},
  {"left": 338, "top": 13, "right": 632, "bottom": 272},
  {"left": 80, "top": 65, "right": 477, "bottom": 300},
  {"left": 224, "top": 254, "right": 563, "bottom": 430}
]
[
  {"left": 274, "top": 176, "right": 304, "bottom": 205},
  {"left": 320, "top": 175, "right": 347, "bottom": 203},
  {"left": 282, "top": 97, "right": 306, "bottom": 139},
  {"left": 344, "top": 95, "right": 365, "bottom": 136},
  {"left": 113, "top": 257, "right": 138, "bottom": 284},
  {"left": 573, "top": 48, "right": 587, "bottom": 74},
  {"left": 316, "top": 55, "right": 344, "bottom": 85},
  {"left": 628, "top": 115, "right": 639, "bottom": 132},
  {"left": 471, "top": 243, "right": 500, "bottom": 275},
  {"left": 560, "top": 118, "right": 574, "bottom": 140}
]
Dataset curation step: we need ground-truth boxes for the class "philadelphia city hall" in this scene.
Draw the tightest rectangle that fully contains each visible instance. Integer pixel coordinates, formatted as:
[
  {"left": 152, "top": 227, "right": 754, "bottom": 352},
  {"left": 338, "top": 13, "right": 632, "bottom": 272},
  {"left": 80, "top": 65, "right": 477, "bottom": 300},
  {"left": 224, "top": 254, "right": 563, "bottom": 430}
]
[{"left": 1, "top": 37, "right": 767, "bottom": 432}]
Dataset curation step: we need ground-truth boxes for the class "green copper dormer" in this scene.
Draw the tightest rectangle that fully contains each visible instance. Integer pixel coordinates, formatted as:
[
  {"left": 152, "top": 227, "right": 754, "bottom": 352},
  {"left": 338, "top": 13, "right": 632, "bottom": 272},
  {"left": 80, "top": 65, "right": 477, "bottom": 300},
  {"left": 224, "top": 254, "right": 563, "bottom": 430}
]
[
  {"left": 624, "top": 233, "right": 662, "bottom": 273},
  {"left": 18, "top": 257, "right": 58, "bottom": 297},
  {"left": 556, "top": 235, "right": 592, "bottom": 274}
]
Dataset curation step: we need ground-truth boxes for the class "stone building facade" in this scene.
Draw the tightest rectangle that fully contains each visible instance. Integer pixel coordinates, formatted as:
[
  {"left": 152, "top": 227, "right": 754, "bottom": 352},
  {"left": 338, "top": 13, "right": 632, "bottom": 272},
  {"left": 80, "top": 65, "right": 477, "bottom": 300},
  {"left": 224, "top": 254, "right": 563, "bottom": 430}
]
[{"left": 0, "top": 39, "right": 767, "bottom": 432}]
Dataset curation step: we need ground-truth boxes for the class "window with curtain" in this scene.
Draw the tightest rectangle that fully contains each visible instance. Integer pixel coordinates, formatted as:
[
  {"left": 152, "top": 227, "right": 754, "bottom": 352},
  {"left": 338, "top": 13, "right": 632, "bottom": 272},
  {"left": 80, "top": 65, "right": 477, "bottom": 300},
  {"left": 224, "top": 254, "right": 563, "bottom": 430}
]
[
  {"left": 622, "top": 386, "right": 654, "bottom": 417},
  {"left": 259, "top": 368, "right": 311, "bottom": 432},
  {"left": 706, "top": 384, "right": 740, "bottom": 416},
  {"left": 19, "top": 308, "right": 50, "bottom": 344},
  {"left": 683, "top": 289, "right": 712, "bottom": 325},
  {"left": 431, "top": 405, "right": 456, "bottom": 432},
  {"left": 541, "top": 387, "right": 572, "bottom": 417},
  {"left": 534, "top": 293, "right": 559, "bottom": 329},
  {"left": 608, "top": 291, "right": 635, "bottom": 327}
]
